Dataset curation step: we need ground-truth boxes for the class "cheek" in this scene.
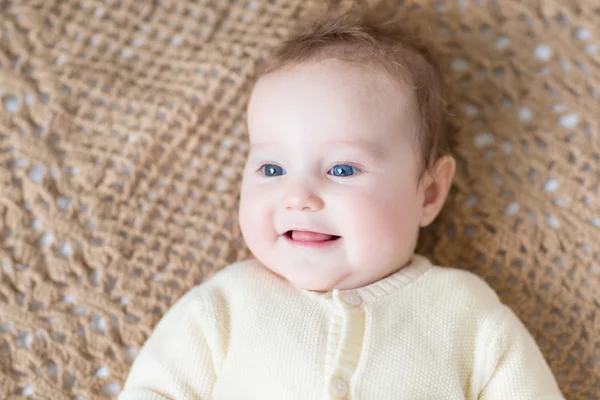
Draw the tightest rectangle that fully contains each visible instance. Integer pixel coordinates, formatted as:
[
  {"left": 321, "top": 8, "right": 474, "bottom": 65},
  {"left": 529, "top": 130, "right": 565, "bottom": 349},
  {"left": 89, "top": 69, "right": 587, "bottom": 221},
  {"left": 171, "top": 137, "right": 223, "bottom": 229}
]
[
  {"left": 341, "top": 184, "right": 421, "bottom": 244},
  {"left": 239, "top": 186, "right": 259, "bottom": 239},
  {"left": 239, "top": 183, "right": 275, "bottom": 249}
]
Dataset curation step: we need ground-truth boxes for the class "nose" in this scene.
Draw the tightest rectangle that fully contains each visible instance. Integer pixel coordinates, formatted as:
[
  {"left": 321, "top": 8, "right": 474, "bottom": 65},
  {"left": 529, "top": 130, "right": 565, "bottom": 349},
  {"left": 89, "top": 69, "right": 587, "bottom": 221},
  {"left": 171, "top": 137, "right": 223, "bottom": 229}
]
[{"left": 284, "top": 182, "right": 324, "bottom": 212}]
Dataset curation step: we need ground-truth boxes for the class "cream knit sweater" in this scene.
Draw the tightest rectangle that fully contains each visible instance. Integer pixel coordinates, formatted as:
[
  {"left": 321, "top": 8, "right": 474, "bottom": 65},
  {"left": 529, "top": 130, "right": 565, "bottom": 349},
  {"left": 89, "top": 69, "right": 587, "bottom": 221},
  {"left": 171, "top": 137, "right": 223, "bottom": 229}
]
[{"left": 119, "top": 254, "right": 564, "bottom": 399}]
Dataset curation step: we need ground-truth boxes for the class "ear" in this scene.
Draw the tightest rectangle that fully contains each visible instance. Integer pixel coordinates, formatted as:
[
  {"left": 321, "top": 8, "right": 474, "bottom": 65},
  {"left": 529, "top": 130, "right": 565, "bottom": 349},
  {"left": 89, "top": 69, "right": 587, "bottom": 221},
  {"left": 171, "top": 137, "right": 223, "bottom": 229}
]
[{"left": 419, "top": 155, "right": 456, "bottom": 227}]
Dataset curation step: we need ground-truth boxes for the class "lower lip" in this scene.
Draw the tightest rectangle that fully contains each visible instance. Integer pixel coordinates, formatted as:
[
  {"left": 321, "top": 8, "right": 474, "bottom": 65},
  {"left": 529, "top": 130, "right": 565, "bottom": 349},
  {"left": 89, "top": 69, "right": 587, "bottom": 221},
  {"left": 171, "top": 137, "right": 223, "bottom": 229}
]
[{"left": 283, "top": 235, "right": 341, "bottom": 248}]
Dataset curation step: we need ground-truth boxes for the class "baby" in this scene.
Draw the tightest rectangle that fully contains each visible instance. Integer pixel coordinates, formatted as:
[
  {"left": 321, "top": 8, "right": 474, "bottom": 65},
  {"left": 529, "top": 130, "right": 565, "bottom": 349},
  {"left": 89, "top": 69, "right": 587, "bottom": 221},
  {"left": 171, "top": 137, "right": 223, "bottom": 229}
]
[{"left": 119, "top": 2, "right": 564, "bottom": 399}]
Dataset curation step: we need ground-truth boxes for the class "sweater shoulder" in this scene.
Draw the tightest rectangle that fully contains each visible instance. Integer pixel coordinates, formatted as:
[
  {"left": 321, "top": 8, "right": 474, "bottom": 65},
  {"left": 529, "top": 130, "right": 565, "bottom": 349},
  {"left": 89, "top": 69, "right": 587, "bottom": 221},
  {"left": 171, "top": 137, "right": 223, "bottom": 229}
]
[
  {"left": 421, "top": 265, "right": 504, "bottom": 310},
  {"left": 207, "top": 258, "right": 267, "bottom": 281},
  {"left": 179, "top": 258, "right": 282, "bottom": 307},
  {"left": 205, "top": 258, "right": 279, "bottom": 290},
  {"left": 410, "top": 265, "right": 514, "bottom": 355}
]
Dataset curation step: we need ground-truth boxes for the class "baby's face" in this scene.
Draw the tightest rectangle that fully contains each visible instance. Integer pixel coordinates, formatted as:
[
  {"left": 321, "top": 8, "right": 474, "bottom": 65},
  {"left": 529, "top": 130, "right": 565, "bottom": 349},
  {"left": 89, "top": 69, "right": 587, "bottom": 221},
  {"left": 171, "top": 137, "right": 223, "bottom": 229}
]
[{"left": 239, "top": 59, "right": 426, "bottom": 291}]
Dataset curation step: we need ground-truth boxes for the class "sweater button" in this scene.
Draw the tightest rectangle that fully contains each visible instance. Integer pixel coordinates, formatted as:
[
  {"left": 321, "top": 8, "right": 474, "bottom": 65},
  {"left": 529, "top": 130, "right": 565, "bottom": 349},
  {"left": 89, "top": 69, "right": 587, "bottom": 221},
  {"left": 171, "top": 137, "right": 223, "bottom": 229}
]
[
  {"left": 342, "top": 292, "right": 362, "bottom": 306},
  {"left": 330, "top": 377, "right": 349, "bottom": 397}
]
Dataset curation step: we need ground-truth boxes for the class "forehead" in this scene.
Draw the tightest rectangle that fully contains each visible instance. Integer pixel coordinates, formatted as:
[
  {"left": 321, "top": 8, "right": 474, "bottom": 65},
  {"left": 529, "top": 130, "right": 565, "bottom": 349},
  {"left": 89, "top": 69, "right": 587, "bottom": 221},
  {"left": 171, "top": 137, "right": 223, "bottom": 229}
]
[{"left": 247, "top": 59, "right": 416, "bottom": 147}]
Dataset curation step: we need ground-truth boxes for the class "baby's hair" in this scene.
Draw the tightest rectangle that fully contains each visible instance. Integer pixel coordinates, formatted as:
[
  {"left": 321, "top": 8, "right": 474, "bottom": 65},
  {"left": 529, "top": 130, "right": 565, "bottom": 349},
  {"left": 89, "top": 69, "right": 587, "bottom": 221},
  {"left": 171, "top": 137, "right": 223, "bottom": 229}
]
[{"left": 257, "top": 0, "right": 458, "bottom": 182}]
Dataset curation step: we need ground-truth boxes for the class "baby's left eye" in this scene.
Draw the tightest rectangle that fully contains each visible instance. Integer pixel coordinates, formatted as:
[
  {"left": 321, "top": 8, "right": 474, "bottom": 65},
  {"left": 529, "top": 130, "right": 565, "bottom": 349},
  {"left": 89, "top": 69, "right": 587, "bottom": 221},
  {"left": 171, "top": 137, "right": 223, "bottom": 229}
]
[{"left": 328, "top": 164, "right": 361, "bottom": 177}]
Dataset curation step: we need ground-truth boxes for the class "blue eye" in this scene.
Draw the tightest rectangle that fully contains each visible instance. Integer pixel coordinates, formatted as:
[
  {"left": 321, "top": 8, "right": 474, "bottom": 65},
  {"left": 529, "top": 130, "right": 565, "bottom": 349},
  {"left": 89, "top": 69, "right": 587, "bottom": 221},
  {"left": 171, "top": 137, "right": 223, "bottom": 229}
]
[
  {"left": 328, "top": 164, "right": 361, "bottom": 177},
  {"left": 261, "top": 164, "right": 285, "bottom": 177}
]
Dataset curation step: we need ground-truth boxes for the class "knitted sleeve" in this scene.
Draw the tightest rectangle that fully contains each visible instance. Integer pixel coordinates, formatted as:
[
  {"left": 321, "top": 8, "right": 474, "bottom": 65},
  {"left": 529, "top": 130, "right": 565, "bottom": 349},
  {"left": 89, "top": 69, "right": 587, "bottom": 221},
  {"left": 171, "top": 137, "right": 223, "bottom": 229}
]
[
  {"left": 118, "top": 288, "right": 216, "bottom": 399},
  {"left": 478, "top": 305, "right": 565, "bottom": 400}
]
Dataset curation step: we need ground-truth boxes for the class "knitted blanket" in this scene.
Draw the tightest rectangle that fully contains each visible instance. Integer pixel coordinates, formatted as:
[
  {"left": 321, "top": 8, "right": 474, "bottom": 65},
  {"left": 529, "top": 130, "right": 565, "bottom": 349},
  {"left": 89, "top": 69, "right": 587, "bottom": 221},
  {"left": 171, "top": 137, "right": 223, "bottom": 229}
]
[{"left": 0, "top": 1, "right": 598, "bottom": 398}]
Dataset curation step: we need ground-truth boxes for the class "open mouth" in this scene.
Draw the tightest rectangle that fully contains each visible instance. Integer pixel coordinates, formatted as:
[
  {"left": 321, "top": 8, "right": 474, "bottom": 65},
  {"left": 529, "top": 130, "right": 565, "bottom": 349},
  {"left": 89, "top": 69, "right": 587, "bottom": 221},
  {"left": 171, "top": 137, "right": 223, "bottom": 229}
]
[{"left": 283, "top": 230, "right": 341, "bottom": 242}]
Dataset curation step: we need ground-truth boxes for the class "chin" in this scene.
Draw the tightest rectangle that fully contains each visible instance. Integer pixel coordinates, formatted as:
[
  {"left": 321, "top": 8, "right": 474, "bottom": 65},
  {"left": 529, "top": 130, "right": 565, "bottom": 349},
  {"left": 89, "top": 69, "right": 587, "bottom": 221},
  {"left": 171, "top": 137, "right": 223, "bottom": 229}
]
[
  {"left": 277, "top": 270, "right": 329, "bottom": 291},
  {"left": 290, "top": 270, "right": 345, "bottom": 292},
  {"left": 294, "top": 281, "right": 332, "bottom": 292}
]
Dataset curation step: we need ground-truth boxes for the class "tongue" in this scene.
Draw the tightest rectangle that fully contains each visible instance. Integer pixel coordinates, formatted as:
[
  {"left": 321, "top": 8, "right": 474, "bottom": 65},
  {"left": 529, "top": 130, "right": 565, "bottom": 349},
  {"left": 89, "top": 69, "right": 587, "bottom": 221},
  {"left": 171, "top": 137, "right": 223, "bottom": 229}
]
[{"left": 291, "top": 231, "right": 335, "bottom": 241}]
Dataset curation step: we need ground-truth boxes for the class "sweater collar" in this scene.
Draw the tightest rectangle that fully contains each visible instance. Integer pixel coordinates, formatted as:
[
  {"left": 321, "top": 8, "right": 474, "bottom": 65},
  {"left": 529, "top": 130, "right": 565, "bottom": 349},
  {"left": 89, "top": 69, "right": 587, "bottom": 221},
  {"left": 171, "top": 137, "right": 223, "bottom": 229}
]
[{"left": 301, "top": 253, "right": 433, "bottom": 303}]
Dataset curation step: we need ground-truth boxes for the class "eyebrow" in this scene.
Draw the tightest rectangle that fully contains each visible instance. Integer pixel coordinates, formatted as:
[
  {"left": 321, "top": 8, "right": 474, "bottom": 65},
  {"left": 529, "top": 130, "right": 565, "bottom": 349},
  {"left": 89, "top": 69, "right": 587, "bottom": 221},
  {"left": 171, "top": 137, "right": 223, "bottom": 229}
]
[
  {"left": 250, "top": 140, "right": 385, "bottom": 159},
  {"left": 325, "top": 140, "right": 385, "bottom": 159}
]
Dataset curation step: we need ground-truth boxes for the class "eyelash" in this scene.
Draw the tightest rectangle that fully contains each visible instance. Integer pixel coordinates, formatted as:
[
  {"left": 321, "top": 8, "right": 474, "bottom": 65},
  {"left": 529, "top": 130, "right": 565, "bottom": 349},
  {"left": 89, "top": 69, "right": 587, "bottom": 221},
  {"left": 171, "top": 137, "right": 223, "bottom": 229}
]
[{"left": 257, "top": 163, "right": 363, "bottom": 177}]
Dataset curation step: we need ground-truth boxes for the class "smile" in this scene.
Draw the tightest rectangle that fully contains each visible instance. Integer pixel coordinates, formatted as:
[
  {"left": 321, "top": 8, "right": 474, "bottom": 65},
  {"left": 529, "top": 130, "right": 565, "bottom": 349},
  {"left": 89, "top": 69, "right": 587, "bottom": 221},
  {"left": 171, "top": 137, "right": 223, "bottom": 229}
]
[{"left": 283, "top": 230, "right": 341, "bottom": 248}]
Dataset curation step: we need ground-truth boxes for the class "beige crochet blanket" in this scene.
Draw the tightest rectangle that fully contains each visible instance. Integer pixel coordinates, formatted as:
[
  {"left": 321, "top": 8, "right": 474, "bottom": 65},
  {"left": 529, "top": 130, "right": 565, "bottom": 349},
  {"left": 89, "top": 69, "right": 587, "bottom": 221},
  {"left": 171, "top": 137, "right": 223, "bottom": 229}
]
[{"left": 0, "top": 0, "right": 598, "bottom": 398}]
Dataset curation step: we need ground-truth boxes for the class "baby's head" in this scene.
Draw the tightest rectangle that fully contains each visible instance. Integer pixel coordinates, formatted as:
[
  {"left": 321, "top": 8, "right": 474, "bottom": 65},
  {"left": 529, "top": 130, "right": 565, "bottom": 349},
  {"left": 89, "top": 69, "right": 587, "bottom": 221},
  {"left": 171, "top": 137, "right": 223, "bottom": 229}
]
[{"left": 239, "top": 2, "right": 457, "bottom": 291}]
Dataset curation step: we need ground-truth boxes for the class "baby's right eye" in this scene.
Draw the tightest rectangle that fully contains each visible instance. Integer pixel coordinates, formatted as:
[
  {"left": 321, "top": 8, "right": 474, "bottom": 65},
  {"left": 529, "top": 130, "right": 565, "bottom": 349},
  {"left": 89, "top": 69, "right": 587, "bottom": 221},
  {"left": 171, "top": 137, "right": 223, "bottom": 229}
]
[{"left": 260, "top": 164, "right": 286, "bottom": 177}]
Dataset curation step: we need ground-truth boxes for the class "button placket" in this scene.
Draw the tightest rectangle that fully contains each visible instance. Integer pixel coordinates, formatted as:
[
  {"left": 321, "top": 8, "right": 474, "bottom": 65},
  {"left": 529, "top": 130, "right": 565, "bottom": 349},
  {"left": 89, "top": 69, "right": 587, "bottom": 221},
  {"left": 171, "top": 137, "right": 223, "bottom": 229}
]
[{"left": 326, "top": 290, "right": 365, "bottom": 399}]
